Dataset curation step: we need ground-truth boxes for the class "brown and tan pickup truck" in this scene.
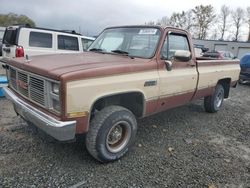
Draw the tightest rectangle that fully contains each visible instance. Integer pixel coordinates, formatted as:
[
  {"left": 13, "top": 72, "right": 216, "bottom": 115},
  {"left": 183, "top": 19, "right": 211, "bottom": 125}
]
[{"left": 2, "top": 26, "right": 240, "bottom": 162}]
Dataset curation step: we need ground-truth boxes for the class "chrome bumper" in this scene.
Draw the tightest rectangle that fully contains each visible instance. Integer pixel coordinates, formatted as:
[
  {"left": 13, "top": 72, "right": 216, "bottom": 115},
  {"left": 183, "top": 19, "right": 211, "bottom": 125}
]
[{"left": 3, "top": 87, "right": 76, "bottom": 141}]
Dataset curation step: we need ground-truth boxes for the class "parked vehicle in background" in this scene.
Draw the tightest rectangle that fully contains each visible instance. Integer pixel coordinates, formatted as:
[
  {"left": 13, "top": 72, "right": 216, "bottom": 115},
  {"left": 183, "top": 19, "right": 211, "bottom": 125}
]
[
  {"left": 193, "top": 44, "right": 209, "bottom": 53},
  {"left": 203, "top": 50, "right": 236, "bottom": 60},
  {"left": 239, "top": 54, "right": 250, "bottom": 84},
  {"left": 2, "top": 25, "right": 240, "bottom": 162},
  {"left": 0, "top": 27, "right": 6, "bottom": 56},
  {"left": 194, "top": 47, "right": 203, "bottom": 57},
  {"left": 2, "top": 25, "right": 95, "bottom": 58}
]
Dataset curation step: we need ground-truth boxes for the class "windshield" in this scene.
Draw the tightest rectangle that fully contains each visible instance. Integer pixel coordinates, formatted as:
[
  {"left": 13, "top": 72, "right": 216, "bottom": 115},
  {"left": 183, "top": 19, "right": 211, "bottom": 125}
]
[{"left": 88, "top": 27, "right": 161, "bottom": 58}]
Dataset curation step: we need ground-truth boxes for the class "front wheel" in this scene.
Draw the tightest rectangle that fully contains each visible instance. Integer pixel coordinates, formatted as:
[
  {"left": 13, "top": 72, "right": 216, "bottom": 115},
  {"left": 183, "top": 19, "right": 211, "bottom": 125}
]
[
  {"left": 86, "top": 106, "right": 137, "bottom": 162},
  {"left": 204, "top": 84, "right": 225, "bottom": 113}
]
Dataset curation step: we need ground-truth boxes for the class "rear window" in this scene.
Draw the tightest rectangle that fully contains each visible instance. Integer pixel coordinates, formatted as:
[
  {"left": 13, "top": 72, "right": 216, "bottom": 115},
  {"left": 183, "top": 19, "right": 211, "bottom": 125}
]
[
  {"left": 3, "top": 28, "right": 17, "bottom": 45},
  {"left": 29, "top": 32, "right": 52, "bottom": 48},
  {"left": 58, "top": 35, "right": 79, "bottom": 51}
]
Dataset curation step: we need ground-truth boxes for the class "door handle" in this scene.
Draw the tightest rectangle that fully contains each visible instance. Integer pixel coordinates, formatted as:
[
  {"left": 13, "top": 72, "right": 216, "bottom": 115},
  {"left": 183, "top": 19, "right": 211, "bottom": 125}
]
[{"left": 188, "top": 64, "right": 196, "bottom": 67}]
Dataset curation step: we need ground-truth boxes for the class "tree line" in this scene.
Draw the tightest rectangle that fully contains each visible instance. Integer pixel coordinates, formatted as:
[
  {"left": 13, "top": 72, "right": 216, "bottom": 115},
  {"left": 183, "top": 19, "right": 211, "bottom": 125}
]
[
  {"left": 0, "top": 13, "right": 35, "bottom": 27},
  {"left": 146, "top": 5, "right": 250, "bottom": 42}
]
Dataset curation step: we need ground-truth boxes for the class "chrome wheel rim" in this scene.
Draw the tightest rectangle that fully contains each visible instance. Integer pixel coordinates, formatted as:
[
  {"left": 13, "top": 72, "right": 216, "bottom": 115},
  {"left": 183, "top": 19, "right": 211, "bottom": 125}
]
[
  {"left": 215, "top": 90, "right": 223, "bottom": 108},
  {"left": 106, "top": 121, "right": 131, "bottom": 153}
]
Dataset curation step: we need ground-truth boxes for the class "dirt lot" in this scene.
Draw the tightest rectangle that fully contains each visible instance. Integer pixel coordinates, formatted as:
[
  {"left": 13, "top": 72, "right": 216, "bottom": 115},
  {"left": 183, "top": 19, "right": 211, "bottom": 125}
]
[{"left": 0, "top": 84, "right": 250, "bottom": 188}]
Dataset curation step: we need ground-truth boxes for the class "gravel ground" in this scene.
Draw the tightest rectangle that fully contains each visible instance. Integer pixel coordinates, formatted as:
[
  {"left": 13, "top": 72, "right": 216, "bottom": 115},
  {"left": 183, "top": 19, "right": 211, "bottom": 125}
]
[{"left": 0, "top": 84, "right": 250, "bottom": 188}]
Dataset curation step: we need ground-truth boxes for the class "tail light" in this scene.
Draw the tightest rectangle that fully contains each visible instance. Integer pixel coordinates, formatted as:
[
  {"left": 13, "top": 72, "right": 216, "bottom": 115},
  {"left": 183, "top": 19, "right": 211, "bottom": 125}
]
[{"left": 16, "top": 46, "right": 24, "bottom": 57}]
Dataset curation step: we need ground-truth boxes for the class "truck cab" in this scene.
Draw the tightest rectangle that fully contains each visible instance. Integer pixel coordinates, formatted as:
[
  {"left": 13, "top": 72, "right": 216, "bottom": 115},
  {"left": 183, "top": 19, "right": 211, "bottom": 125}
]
[{"left": 2, "top": 25, "right": 240, "bottom": 162}]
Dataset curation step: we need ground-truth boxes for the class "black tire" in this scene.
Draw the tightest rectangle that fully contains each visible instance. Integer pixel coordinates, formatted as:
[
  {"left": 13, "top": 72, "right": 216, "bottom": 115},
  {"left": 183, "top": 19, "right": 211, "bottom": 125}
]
[
  {"left": 86, "top": 105, "right": 137, "bottom": 162},
  {"left": 204, "top": 84, "right": 225, "bottom": 113}
]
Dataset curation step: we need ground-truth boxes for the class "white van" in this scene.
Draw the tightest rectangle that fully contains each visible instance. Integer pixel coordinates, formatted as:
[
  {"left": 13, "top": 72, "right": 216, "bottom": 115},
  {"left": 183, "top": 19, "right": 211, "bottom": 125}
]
[{"left": 2, "top": 25, "right": 95, "bottom": 58}]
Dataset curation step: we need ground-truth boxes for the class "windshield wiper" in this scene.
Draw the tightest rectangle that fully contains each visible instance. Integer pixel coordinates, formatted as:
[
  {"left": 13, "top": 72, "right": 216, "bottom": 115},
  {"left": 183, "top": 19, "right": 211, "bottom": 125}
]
[
  {"left": 111, "top": 50, "right": 129, "bottom": 55},
  {"left": 89, "top": 49, "right": 134, "bottom": 58},
  {"left": 89, "top": 48, "right": 105, "bottom": 53},
  {"left": 111, "top": 50, "right": 134, "bottom": 59}
]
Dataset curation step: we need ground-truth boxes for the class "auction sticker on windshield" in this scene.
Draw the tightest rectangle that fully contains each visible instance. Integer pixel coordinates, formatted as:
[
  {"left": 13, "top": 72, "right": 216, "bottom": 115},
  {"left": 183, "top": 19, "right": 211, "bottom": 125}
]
[{"left": 138, "top": 29, "right": 157, "bottom": 35}]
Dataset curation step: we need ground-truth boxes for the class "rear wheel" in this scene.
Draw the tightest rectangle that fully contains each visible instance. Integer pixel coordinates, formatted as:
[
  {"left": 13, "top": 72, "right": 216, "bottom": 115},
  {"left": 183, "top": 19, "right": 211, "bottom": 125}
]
[
  {"left": 204, "top": 84, "right": 224, "bottom": 113},
  {"left": 86, "top": 105, "right": 137, "bottom": 162}
]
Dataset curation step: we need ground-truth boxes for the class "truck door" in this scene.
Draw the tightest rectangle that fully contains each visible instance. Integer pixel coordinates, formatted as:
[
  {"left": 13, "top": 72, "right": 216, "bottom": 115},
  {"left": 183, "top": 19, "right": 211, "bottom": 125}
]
[{"left": 156, "top": 30, "right": 198, "bottom": 112}]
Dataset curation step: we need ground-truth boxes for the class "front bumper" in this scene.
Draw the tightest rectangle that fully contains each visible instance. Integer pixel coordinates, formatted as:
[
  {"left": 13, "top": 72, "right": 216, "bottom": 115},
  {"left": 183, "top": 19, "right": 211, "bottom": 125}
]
[{"left": 3, "top": 87, "right": 76, "bottom": 141}]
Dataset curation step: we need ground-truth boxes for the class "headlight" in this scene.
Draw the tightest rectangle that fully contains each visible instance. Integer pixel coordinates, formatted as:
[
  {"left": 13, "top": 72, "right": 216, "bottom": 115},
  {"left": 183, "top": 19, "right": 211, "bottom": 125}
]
[
  {"left": 49, "top": 82, "right": 61, "bottom": 114},
  {"left": 52, "top": 99, "right": 61, "bottom": 112},
  {"left": 52, "top": 83, "right": 60, "bottom": 94}
]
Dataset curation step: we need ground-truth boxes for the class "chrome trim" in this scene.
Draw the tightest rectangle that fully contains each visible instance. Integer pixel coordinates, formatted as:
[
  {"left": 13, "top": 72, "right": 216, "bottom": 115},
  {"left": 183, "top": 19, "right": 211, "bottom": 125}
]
[
  {"left": 4, "top": 87, "right": 76, "bottom": 141},
  {"left": 7, "top": 66, "right": 61, "bottom": 115}
]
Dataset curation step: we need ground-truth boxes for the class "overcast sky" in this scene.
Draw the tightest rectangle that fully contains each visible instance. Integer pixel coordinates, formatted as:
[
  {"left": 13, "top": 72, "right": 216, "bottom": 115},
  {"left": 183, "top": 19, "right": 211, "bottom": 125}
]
[{"left": 0, "top": 0, "right": 249, "bottom": 37}]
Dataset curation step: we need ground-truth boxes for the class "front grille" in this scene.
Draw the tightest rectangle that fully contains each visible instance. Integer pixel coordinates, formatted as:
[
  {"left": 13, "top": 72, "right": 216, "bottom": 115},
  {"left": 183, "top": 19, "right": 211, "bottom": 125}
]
[
  {"left": 30, "top": 76, "right": 45, "bottom": 105},
  {"left": 9, "top": 67, "right": 46, "bottom": 107},
  {"left": 10, "top": 67, "right": 17, "bottom": 90},
  {"left": 17, "top": 72, "right": 28, "bottom": 97}
]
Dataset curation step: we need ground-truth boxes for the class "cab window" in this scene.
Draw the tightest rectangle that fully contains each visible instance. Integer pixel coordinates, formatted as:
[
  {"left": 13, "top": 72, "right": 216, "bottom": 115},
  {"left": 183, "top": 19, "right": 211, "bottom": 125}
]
[
  {"left": 29, "top": 32, "right": 52, "bottom": 48},
  {"left": 58, "top": 35, "right": 79, "bottom": 51},
  {"left": 161, "top": 33, "right": 190, "bottom": 60}
]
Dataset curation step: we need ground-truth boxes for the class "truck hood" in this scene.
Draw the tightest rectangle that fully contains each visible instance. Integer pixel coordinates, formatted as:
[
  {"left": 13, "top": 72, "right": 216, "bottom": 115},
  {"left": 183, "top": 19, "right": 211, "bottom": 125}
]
[{"left": 2, "top": 52, "right": 156, "bottom": 80}]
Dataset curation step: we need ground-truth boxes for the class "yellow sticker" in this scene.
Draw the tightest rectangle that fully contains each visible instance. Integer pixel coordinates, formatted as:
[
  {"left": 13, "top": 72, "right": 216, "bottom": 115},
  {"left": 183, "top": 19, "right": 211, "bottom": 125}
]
[{"left": 68, "top": 111, "right": 88, "bottom": 118}]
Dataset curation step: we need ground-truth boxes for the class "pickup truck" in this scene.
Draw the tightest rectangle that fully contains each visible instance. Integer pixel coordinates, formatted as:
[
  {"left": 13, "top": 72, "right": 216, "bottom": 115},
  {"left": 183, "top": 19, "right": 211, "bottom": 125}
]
[{"left": 2, "top": 26, "right": 240, "bottom": 162}]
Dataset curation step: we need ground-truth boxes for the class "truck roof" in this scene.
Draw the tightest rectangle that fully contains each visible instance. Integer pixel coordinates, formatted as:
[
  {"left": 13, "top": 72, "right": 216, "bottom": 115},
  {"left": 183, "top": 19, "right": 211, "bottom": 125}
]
[
  {"left": 6, "top": 25, "right": 82, "bottom": 36},
  {"left": 104, "top": 25, "right": 189, "bottom": 33}
]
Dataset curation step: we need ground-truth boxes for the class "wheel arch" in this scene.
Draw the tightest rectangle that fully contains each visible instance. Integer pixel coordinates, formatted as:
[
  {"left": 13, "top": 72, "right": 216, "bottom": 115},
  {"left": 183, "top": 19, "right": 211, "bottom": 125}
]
[
  {"left": 89, "top": 90, "right": 146, "bottom": 121},
  {"left": 217, "top": 78, "right": 231, "bottom": 98}
]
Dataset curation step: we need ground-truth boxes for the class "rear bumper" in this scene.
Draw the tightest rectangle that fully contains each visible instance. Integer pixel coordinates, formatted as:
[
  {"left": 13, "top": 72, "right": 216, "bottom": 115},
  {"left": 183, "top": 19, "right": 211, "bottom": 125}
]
[{"left": 3, "top": 87, "right": 76, "bottom": 141}]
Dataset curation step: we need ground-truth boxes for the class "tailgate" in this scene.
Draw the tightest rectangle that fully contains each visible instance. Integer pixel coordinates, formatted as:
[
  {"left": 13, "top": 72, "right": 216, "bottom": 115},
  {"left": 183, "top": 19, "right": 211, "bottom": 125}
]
[{"left": 2, "top": 44, "right": 16, "bottom": 58}]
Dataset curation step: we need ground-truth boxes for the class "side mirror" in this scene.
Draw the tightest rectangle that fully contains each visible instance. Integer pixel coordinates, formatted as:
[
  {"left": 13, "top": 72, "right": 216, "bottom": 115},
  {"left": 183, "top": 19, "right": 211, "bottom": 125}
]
[
  {"left": 174, "top": 50, "right": 191, "bottom": 62},
  {"left": 164, "top": 60, "right": 172, "bottom": 71}
]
